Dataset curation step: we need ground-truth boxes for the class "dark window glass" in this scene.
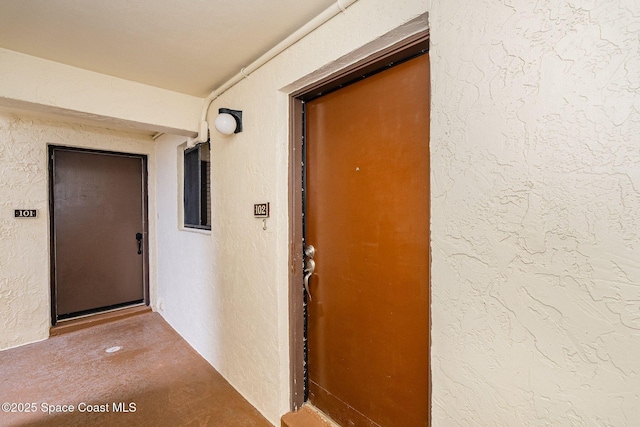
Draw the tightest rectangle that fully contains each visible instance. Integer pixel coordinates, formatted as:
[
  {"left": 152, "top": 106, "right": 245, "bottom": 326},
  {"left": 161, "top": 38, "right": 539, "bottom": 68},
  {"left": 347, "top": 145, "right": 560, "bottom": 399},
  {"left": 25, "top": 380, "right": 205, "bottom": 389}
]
[{"left": 184, "top": 143, "right": 211, "bottom": 229}]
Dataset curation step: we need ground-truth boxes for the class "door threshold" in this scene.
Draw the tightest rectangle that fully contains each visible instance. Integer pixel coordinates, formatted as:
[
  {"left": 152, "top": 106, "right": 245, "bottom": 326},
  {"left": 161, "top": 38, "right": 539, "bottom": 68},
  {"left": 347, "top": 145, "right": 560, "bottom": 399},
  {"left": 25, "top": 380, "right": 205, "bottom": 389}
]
[
  {"left": 50, "top": 304, "right": 151, "bottom": 336},
  {"left": 281, "top": 404, "right": 340, "bottom": 427}
]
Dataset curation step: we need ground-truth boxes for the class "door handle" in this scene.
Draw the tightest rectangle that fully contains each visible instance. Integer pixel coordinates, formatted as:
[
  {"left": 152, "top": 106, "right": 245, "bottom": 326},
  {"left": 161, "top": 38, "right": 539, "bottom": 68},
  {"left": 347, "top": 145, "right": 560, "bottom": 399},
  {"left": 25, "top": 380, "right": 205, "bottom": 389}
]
[
  {"left": 304, "top": 244, "right": 316, "bottom": 300},
  {"left": 304, "top": 259, "right": 315, "bottom": 301},
  {"left": 136, "top": 232, "right": 143, "bottom": 255}
]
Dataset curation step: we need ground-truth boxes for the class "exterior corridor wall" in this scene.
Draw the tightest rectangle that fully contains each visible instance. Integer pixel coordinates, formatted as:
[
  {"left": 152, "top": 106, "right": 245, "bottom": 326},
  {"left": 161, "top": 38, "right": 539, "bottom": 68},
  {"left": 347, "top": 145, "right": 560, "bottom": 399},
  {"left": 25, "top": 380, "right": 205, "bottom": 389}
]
[{"left": 428, "top": 0, "right": 640, "bottom": 424}]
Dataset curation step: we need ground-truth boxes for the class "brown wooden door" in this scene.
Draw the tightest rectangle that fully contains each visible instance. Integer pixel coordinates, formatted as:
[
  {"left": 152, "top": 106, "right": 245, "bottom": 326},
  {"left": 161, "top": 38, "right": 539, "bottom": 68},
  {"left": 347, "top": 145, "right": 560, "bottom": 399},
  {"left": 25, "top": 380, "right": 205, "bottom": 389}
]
[
  {"left": 50, "top": 147, "right": 147, "bottom": 322},
  {"left": 305, "top": 54, "right": 430, "bottom": 426}
]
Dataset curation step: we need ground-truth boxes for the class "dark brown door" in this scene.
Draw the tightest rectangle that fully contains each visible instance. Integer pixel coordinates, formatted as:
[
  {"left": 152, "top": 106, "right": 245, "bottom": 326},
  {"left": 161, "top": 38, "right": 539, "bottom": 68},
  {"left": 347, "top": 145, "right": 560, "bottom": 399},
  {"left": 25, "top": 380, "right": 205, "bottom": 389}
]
[
  {"left": 305, "top": 54, "right": 430, "bottom": 426},
  {"left": 50, "top": 147, "right": 147, "bottom": 322}
]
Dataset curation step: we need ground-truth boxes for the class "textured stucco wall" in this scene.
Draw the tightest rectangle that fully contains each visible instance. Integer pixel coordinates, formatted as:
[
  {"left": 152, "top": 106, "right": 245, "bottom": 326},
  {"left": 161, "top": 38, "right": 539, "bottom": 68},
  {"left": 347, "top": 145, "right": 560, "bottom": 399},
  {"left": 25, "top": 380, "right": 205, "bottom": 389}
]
[
  {"left": 0, "top": 110, "right": 156, "bottom": 351},
  {"left": 154, "top": 0, "right": 427, "bottom": 424},
  {"left": 428, "top": 0, "right": 640, "bottom": 424}
]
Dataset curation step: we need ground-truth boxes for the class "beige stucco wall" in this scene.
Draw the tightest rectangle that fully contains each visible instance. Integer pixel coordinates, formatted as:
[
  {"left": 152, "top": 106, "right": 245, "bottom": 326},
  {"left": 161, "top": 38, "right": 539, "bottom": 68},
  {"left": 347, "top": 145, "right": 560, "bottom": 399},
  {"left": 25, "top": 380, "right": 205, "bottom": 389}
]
[
  {"left": 428, "top": 0, "right": 640, "bottom": 424},
  {"left": 0, "top": 111, "right": 157, "bottom": 350}
]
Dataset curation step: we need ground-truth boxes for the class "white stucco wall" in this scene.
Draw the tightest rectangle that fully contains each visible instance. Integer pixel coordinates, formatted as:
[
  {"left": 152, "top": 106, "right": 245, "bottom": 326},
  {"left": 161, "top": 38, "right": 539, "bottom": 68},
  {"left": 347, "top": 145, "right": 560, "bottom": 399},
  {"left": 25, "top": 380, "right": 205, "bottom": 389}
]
[
  {"left": 0, "top": 110, "right": 157, "bottom": 350},
  {"left": 428, "top": 0, "right": 640, "bottom": 425},
  {"left": 154, "top": 134, "right": 221, "bottom": 364}
]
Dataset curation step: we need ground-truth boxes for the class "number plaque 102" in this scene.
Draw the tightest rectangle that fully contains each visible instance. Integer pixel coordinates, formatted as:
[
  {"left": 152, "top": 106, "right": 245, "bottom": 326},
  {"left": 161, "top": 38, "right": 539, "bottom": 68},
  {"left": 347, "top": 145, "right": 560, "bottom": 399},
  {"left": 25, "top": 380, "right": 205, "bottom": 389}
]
[{"left": 253, "top": 203, "right": 270, "bottom": 218}]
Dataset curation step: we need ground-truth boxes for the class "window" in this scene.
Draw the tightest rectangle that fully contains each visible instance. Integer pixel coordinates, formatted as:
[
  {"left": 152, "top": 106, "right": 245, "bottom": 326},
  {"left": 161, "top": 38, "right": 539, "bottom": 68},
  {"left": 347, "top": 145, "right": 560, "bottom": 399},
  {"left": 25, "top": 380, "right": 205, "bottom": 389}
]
[{"left": 183, "top": 143, "right": 211, "bottom": 229}]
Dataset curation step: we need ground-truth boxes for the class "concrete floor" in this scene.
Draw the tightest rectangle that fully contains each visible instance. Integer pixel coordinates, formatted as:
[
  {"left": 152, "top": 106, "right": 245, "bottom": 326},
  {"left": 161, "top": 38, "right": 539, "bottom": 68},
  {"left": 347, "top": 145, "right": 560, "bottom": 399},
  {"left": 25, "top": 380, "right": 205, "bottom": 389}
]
[{"left": 0, "top": 312, "right": 272, "bottom": 426}]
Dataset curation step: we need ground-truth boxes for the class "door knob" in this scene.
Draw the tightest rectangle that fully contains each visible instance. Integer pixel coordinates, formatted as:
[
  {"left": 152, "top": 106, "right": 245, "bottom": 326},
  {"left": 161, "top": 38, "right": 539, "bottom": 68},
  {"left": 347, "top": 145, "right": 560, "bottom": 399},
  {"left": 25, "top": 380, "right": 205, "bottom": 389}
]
[{"left": 304, "top": 244, "right": 315, "bottom": 259}]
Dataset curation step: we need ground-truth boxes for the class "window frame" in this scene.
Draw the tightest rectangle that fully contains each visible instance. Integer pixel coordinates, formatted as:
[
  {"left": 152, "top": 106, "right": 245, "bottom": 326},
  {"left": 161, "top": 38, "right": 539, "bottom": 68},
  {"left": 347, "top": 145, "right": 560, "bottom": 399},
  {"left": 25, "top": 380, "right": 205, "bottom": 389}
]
[{"left": 183, "top": 142, "right": 211, "bottom": 230}]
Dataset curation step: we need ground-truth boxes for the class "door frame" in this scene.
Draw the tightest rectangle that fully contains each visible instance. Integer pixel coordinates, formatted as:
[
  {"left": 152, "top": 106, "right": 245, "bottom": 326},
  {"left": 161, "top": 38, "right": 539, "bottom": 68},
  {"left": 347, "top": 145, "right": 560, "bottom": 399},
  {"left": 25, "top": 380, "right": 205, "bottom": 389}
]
[
  {"left": 287, "top": 30, "right": 430, "bottom": 411},
  {"left": 48, "top": 145, "right": 150, "bottom": 325}
]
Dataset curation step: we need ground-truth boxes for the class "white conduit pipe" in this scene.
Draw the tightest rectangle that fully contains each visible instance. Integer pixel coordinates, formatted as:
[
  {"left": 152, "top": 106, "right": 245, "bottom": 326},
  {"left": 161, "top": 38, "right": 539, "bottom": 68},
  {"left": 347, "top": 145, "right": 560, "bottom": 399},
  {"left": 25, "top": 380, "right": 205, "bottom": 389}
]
[{"left": 190, "top": 0, "right": 358, "bottom": 145}]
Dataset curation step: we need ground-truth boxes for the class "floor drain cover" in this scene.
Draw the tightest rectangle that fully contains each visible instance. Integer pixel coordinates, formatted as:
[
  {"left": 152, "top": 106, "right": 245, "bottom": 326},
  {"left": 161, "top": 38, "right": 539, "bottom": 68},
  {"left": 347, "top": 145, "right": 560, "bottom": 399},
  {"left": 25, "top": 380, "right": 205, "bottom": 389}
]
[{"left": 106, "top": 346, "right": 122, "bottom": 353}]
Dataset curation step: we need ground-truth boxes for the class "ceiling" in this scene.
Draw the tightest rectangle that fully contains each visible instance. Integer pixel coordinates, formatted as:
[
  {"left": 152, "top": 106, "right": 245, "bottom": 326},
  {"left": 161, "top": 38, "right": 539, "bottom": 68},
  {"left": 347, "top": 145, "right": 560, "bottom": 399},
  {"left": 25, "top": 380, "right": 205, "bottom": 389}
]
[{"left": 0, "top": 0, "right": 337, "bottom": 98}]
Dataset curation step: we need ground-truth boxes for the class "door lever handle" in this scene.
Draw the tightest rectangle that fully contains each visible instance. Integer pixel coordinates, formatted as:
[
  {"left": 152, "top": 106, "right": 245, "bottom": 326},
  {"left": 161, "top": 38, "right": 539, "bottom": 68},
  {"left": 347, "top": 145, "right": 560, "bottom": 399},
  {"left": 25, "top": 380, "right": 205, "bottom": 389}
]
[
  {"left": 136, "top": 232, "right": 143, "bottom": 255},
  {"left": 304, "top": 259, "right": 315, "bottom": 301}
]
